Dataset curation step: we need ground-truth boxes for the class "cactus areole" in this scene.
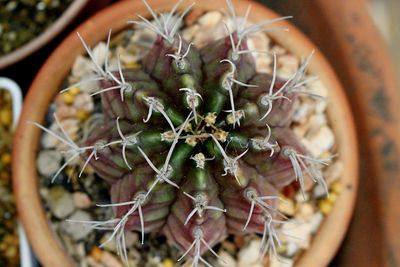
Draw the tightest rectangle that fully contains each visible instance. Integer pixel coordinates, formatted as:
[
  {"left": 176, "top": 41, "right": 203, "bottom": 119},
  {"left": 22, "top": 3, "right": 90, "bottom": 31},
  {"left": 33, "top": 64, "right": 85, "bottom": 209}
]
[{"left": 34, "top": 0, "right": 331, "bottom": 265}]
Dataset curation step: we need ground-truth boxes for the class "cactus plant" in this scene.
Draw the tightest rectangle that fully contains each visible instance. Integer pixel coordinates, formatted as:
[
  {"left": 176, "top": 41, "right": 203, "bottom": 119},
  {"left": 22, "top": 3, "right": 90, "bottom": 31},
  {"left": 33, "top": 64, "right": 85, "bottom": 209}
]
[{"left": 32, "top": 0, "right": 330, "bottom": 265}]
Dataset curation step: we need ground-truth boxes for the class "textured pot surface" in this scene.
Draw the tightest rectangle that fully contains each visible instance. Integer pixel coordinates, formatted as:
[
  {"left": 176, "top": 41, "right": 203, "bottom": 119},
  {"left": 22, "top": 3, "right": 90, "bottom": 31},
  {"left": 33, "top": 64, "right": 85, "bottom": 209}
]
[{"left": 12, "top": 1, "right": 358, "bottom": 266}]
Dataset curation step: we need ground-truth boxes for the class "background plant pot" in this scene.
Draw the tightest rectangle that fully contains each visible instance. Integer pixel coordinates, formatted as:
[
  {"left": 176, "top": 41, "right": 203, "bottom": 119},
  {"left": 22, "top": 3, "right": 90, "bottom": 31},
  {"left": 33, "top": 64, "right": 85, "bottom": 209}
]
[
  {"left": 0, "top": 0, "right": 90, "bottom": 70},
  {"left": 258, "top": 1, "right": 400, "bottom": 266},
  {"left": 12, "top": 0, "right": 358, "bottom": 266}
]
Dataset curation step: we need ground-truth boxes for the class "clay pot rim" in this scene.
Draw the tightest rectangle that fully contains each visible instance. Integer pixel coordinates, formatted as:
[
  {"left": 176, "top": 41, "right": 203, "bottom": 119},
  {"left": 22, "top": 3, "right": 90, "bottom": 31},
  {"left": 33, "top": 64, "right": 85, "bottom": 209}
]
[
  {"left": 0, "top": 0, "right": 90, "bottom": 69},
  {"left": 12, "top": 1, "right": 359, "bottom": 266}
]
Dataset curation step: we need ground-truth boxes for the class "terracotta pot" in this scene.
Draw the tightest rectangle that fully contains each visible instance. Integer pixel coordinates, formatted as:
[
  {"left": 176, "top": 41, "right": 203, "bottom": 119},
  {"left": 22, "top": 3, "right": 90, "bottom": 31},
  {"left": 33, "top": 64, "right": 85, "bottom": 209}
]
[
  {"left": 0, "top": 0, "right": 90, "bottom": 69},
  {"left": 259, "top": 1, "right": 400, "bottom": 265},
  {"left": 12, "top": 0, "right": 358, "bottom": 266}
]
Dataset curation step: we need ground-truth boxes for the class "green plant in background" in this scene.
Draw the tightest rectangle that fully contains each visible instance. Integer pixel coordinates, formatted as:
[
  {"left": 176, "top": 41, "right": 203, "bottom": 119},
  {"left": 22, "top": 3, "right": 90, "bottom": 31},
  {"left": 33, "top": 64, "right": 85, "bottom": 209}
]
[{"left": 32, "top": 0, "right": 329, "bottom": 266}]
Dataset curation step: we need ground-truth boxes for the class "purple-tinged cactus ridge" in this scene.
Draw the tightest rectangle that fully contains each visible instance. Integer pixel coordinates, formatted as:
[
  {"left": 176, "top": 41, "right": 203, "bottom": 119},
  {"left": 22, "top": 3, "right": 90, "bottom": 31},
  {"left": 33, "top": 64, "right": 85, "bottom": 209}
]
[{"left": 32, "top": 0, "right": 331, "bottom": 265}]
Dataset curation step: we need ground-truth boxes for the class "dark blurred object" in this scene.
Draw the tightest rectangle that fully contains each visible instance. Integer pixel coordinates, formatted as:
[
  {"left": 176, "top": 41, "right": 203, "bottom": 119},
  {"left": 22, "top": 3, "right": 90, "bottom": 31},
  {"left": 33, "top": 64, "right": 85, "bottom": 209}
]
[
  {"left": 0, "top": 0, "right": 88, "bottom": 69},
  {"left": 0, "top": 0, "right": 114, "bottom": 93},
  {"left": 257, "top": 0, "right": 400, "bottom": 266}
]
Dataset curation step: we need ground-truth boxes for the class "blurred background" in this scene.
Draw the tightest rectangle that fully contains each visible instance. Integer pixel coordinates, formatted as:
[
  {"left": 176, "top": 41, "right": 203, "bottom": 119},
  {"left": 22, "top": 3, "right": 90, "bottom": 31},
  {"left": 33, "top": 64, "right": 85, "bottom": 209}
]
[{"left": 1, "top": 0, "right": 399, "bottom": 266}]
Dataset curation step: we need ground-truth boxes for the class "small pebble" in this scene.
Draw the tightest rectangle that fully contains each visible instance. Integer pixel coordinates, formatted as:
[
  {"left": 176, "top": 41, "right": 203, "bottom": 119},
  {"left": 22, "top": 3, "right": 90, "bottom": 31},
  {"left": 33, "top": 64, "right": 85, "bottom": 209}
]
[
  {"left": 306, "top": 125, "right": 335, "bottom": 152},
  {"left": 182, "top": 24, "right": 200, "bottom": 42},
  {"left": 72, "top": 192, "right": 92, "bottom": 209},
  {"left": 237, "top": 239, "right": 263, "bottom": 267},
  {"left": 90, "top": 247, "right": 103, "bottom": 262},
  {"left": 37, "top": 150, "right": 62, "bottom": 177},
  {"left": 1, "top": 152, "right": 11, "bottom": 165},
  {"left": 101, "top": 250, "right": 123, "bottom": 267},
  {"left": 309, "top": 212, "right": 324, "bottom": 233},
  {"left": 277, "top": 54, "right": 299, "bottom": 78},
  {"left": 327, "top": 192, "right": 339, "bottom": 203},
  {"left": 286, "top": 242, "right": 299, "bottom": 257},
  {"left": 292, "top": 102, "right": 310, "bottom": 124},
  {"left": 331, "top": 180, "right": 343, "bottom": 194},
  {"left": 197, "top": 11, "right": 222, "bottom": 28},
  {"left": 318, "top": 199, "right": 332, "bottom": 215},
  {"left": 313, "top": 183, "right": 328, "bottom": 199},
  {"left": 0, "top": 109, "right": 12, "bottom": 127},
  {"left": 100, "top": 233, "right": 116, "bottom": 252},
  {"left": 270, "top": 256, "right": 294, "bottom": 267},
  {"left": 92, "top": 42, "right": 108, "bottom": 69},
  {"left": 55, "top": 105, "right": 77, "bottom": 120},
  {"left": 307, "top": 79, "right": 328, "bottom": 99},
  {"left": 124, "top": 232, "right": 138, "bottom": 248},
  {"left": 62, "top": 92, "right": 75, "bottom": 105},
  {"left": 295, "top": 203, "right": 314, "bottom": 220},
  {"left": 73, "top": 93, "right": 94, "bottom": 113},
  {"left": 163, "top": 258, "right": 174, "bottom": 267},
  {"left": 218, "top": 251, "right": 237, "bottom": 267},
  {"left": 69, "top": 87, "right": 81, "bottom": 96},
  {"left": 41, "top": 119, "right": 79, "bottom": 149},
  {"left": 278, "top": 197, "right": 295, "bottom": 216},
  {"left": 282, "top": 221, "right": 312, "bottom": 249},
  {"left": 76, "top": 110, "right": 90, "bottom": 122},
  {"left": 62, "top": 211, "right": 93, "bottom": 240},
  {"left": 47, "top": 186, "right": 75, "bottom": 219}
]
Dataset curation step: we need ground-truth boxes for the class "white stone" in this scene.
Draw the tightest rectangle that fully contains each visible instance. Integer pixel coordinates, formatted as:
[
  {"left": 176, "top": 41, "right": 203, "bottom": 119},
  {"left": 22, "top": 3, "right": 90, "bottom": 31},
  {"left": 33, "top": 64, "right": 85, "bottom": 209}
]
[
  {"left": 198, "top": 11, "right": 223, "bottom": 28},
  {"left": 116, "top": 46, "right": 139, "bottom": 66},
  {"left": 41, "top": 119, "right": 79, "bottom": 150},
  {"left": 193, "top": 24, "right": 226, "bottom": 48},
  {"left": 72, "top": 192, "right": 92, "bottom": 209},
  {"left": 78, "top": 76, "right": 99, "bottom": 93},
  {"left": 294, "top": 192, "right": 310, "bottom": 203},
  {"left": 315, "top": 99, "right": 328, "bottom": 114},
  {"left": 313, "top": 183, "right": 328, "bottom": 199},
  {"left": 125, "top": 232, "right": 139, "bottom": 248},
  {"left": 295, "top": 203, "right": 314, "bottom": 220},
  {"left": 62, "top": 211, "right": 93, "bottom": 240},
  {"left": 300, "top": 138, "right": 322, "bottom": 158},
  {"left": 269, "top": 256, "right": 294, "bottom": 267},
  {"left": 307, "top": 79, "right": 328, "bottom": 99},
  {"left": 238, "top": 239, "right": 263, "bottom": 267},
  {"left": 182, "top": 24, "right": 200, "bottom": 42},
  {"left": 218, "top": 251, "right": 237, "bottom": 267},
  {"left": 277, "top": 54, "right": 299, "bottom": 78},
  {"left": 309, "top": 212, "right": 324, "bottom": 233},
  {"left": 73, "top": 92, "right": 94, "bottom": 113},
  {"left": 71, "top": 55, "right": 93, "bottom": 79},
  {"left": 281, "top": 221, "right": 312, "bottom": 249},
  {"left": 48, "top": 187, "right": 75, "bottom": 219},
  {"left": 92, "top": 42, "right": 108, "bottom": 68},
  {"left": 37, "top": 150, "right": 62, "bottom": 177},
  {"left": 308, "top": 114, "right": 327, "bottom": 128},
  {"left": 292, "top": 102, "right": 310, "bottom": 124},
  {"left": 278, "top": 198, "right": 295, "bottom": 216},
  {"left": 306, "top": 125, "right": 335, "bottom": 153},
  {"left": 54, "top": 105, "right": 77, "bottom": 121},
  {"left": 247, "top": 31, "right": 272, "bottom": 73},
  {"left": 286, "top": 242, "right": 299, "bottom": 258}
]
